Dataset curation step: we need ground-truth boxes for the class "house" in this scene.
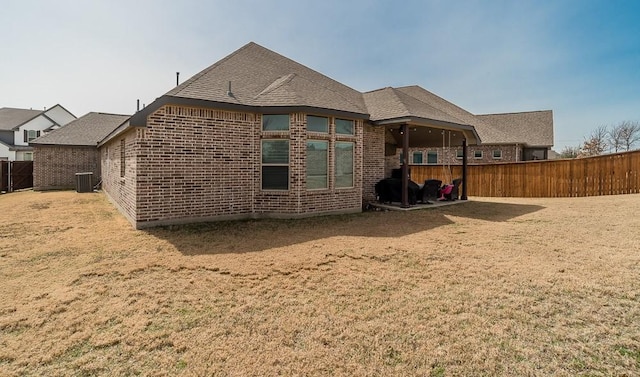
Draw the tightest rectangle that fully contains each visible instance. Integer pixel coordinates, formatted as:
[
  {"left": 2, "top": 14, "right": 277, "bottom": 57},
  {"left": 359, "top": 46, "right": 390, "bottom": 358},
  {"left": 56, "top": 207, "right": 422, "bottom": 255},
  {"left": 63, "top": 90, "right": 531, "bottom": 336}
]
[
  {"left": 0, "top": 105, "right": 76, "bottom": 161},
  {"left": 375, "top": 87, "right": 554, "bottom": 168},
  {"left": 31, "top": 112, "right": 130, "bottom": 190},
  {"left": 97, "top": 42, "right": 552, "bottom": 229},
  {"left": 476, "top": 110, "right": 554, "bottom": 161}
]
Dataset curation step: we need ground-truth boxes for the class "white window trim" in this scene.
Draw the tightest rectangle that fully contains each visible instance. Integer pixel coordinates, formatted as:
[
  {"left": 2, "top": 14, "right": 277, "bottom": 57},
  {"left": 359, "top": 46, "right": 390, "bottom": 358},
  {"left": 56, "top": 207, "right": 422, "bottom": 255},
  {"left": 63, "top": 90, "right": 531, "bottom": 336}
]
[
  {"left": 412, "top": 151, "right": 424, "bottom": 165},
  {"left": 492, "top": 150, "right": 503, "bottom": 159},
  {"left": 426, "top": 151, "right": 438, "bottom": 165},
  {"left": 474, "top": 150, "right": 483, "bottom": 159}
]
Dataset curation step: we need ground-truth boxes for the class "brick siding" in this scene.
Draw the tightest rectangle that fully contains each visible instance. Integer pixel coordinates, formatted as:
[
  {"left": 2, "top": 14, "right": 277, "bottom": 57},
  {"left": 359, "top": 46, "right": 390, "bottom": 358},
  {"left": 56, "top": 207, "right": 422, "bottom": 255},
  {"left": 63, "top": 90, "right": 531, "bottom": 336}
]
[
  {"left": 362, "top": 123, "right": 385, "bottom": 202},
  {"left": 101, "top": 129, "right": 138, "bottom": 225},
  {"left": 385, "top": 144, "right": 523, "bottom": 177},
  {"left": 33, "top": 145, "right": 100, "bottom": 190},
  {"left": 101, "top": 105, "right": 366, "bottom": 229}
]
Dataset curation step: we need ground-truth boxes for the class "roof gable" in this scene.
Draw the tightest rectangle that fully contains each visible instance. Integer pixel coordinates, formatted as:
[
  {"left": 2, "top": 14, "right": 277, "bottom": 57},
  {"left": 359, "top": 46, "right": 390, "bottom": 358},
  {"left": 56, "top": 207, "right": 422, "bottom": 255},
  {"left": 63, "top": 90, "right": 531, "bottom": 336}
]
[
  {"left": 166, "top": 42, "right": 368, "bottom": 115},
  {"left": 363, "top": 87, "right": 470, "bottom": 126},
  {"left": 393, "top": 86, "right": 512, "bottom": 144},
  {"left": 0, "top": 107, "right": 44, "bottom": 131},
  {"left": 31, "top": 112, "right": 130, "bottom": 146}
]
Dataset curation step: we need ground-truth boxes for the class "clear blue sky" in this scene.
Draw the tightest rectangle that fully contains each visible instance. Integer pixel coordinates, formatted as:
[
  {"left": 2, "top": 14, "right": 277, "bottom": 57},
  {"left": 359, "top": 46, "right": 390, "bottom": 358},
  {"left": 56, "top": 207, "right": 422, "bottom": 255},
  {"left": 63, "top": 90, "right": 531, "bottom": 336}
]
[{"left": 1, "top": 0, "right": 638, "bottom": 150}]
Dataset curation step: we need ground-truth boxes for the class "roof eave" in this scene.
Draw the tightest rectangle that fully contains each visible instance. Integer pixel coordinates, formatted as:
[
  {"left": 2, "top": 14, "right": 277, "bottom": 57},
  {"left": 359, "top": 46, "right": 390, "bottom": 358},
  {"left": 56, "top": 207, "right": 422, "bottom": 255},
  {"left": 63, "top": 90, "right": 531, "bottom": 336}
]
[
  {"left": 97, "top": 119, "right": 133, "bottom": 147},
  {"left": 31, "top": 141, "right": 97, "bottom": 147},
  {"left": 129, "top": 95, "right": 370, "bottom": 127},
  {"left": 371, "top": 116, "right": 481, "bottom": 145}
]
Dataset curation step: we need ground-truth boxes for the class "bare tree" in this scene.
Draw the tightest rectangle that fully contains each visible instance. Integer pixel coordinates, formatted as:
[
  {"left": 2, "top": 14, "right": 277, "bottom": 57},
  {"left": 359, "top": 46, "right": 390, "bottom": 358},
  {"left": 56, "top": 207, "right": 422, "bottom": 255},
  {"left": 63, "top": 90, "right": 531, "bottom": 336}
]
[
  {"left": 580, "top": 125, "right": 608, "bottom": 157},
  {"left": 608, "top": 123, "right": 625, "bottom": 152},
  {"left": 619, "top": 120, "right": 640, "bottom": 151},
  {"left": 559, "top": 146, "right": 580, "bottom": 159}
]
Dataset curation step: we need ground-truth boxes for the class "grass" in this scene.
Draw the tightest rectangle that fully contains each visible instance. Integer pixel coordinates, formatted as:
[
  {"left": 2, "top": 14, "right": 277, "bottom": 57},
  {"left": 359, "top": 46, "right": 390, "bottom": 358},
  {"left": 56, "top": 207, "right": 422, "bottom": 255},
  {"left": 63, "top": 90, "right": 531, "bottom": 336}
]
[{"left": 0, "top": 190, "right": 639, "bottom": 376}]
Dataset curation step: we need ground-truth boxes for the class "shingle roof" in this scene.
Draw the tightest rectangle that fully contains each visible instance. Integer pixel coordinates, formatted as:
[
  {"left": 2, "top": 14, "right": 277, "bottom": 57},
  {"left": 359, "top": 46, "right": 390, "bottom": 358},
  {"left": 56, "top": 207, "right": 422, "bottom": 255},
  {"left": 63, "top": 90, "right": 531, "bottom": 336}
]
[
  {"left": 0, "top": 107, "right": 43, "bottom": 131},
  {"left": 165, "top": 42, "right": 368, "bottom": 115},
  {"left": 391, "top": 86, "right": 512, "bottom": 144},
  {"left": 363, "top": 87, "right": 470, "bottom": 126},
  {"left": 477, "top": 110, "right": 553, "bottom": 146},
  {"left": 31, "top": 112, "right": 130, "bottom": 146}
]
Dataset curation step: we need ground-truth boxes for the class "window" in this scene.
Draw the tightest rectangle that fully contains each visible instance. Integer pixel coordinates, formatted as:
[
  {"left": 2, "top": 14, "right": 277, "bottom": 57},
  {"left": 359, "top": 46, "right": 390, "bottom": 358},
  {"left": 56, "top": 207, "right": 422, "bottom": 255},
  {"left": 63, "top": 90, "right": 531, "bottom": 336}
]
[
  {"left": 307, "top": 116, "right": 328, "bottom": 133},
  {"left": 306, "top": 141, "right": 328, "bottom": 189},
  {"left": 262, "top": 140, "right": 289, "bottom": 190},
  {"left": 523, "top": 148, "right": 547, "bottom": 161},
  {"left": 456, "top": 149, "right": 464, "bottom": 159},
  {"left": 120, "top": 139, "right": 126, "bottom": 177},
  {"left": 474, "top": 150, "right": 483, "bottom": 159},
  {"left": 492, "top": 150, "right": 502, "bottom": 159},
  {"left": 427, "top": 151, "right": 438, "bottom": 164},
  {"left": 335, "top": 142, "right": 354, "bottom": 188},
  {"left": 262, "top": 114, "right": 289, "bottom": 131},
  {"left": 24, "top": 130, "right": 41, "bottom": 143},
  {"left": 335, "top": 119, "right": 354, "bottom": 135},
  {"left": 23, "top": 152, "right": 33, "bottom": 161},
  {"left": 412, "top": 151, "right": 423, "bottom": 164}
]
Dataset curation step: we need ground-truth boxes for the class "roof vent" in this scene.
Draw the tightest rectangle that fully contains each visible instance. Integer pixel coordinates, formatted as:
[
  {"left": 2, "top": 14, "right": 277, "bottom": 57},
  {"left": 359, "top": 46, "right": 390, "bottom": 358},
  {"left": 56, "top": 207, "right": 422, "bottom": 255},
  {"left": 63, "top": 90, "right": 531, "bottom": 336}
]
[{"left": 227, "top": 81, "right": 234, "bottom": 97}]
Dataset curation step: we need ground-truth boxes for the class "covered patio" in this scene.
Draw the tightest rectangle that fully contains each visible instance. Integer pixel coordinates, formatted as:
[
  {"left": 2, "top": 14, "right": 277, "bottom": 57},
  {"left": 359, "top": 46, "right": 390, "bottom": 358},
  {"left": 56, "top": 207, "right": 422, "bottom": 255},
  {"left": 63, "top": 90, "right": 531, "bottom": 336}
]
[{"left": 363, "top": 86, "right": 483, "bottom": 208}]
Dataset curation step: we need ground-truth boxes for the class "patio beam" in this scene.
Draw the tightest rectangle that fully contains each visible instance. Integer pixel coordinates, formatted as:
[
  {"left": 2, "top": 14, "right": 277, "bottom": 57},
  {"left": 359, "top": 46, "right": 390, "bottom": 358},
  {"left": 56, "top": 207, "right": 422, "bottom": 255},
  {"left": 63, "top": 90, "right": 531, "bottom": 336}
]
[{"left": 401, "top": 123, "right": 409, "bottom": 208}]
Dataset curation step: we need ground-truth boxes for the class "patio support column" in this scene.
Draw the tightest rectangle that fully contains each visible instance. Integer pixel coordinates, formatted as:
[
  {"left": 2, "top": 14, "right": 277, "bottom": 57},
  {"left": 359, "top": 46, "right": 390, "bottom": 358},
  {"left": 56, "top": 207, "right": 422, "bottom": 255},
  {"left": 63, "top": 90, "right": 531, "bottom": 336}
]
[
  {"left": 461, "top": 138, "right": 468, "bottom": 200},
  {"left": 401, "top": 123, "right": 409, "bottom": 208}
]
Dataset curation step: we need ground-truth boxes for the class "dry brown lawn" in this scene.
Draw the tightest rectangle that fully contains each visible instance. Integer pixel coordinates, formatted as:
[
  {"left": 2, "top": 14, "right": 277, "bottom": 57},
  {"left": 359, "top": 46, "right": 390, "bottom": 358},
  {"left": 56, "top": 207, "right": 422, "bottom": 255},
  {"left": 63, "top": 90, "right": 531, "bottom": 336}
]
[{"left": 0, "top": 190, "right": 639, "bottom": 376}]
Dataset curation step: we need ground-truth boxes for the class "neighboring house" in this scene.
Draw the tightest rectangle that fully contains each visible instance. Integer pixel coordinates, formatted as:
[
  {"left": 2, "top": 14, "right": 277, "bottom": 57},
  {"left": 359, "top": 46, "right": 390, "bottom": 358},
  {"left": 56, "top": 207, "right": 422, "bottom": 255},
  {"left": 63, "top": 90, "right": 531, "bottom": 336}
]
[
  {"left": 378, "top": 88, "right": 554, "bottom": 169},
  {"left": 476, "top": 110, "right": 554, "bottom": 161},
  {"left": 0, "top": 105, "right": 77, "bottom": 161},
  {"left": 95, "top": 42, "right": 553, "bottom": 229},
  {"left": 31, "top": 112, "right": 129, "bottom": 190}
]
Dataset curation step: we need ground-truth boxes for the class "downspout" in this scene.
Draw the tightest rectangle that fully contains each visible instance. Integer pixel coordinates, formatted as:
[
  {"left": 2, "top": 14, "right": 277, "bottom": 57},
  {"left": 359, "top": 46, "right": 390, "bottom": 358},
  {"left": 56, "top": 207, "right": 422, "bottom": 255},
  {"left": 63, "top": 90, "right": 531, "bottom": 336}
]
[{"left": 401, "top": 123, "right": 409, "bottom": 208}]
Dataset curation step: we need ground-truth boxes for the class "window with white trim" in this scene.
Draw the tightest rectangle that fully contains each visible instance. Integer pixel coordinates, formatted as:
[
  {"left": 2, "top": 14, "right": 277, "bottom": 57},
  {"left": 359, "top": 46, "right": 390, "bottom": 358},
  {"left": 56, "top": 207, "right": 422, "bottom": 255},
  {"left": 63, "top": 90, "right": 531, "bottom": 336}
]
[
  {"left": 474, "top": 150, "right": 483, "bottom": 159},
  {"left": 456, "top": 149, "right": 464, "bottom": 159},
  {"left": 412, "top": 151, "right": 423, "bottom": 164},
  {"left": 25, "top": 130, "right": 41, "bottom": 143},
  {"left": 262, "top": 140, "right": 289, "bottom": 190},
  {"left": 427, "top": 151, "right": 438, "bottom": 164},
  {"left": 306, "top": 141, "right": 328, "bottom": 189},
  {"left": 335, "top": 142, "right": 354, "bottom": 188},
  {"left": 24, "top": 152, "right": 33, "bottom": 161},
  {"left": 492, "top": 150, "right": 502, "bottom": 159}
]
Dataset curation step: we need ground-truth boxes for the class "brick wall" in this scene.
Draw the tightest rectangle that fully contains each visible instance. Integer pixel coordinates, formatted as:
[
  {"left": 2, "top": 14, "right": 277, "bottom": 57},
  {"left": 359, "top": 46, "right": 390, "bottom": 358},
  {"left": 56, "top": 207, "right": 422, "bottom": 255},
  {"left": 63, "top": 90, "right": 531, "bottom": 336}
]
[
  {"left": 254, "top": 113, "right": 363, "bottom": 216},
  {"left": 362, "top": 123, "right": 385, "bottom": 202},
  {"left": 101, "top": 105, "right": 365, "bottom": 229},
  {"left": 100, "top": 128, "right": 138, "bottom": 225},
  {"left": 33, "top": 145, "right": 100, "bottom": 190},
  {"left": 134, "top": 106, "right": 255, "bottom": 227},
  {"left": 385, "top": 144, "right": 523, "bottom": 177}
]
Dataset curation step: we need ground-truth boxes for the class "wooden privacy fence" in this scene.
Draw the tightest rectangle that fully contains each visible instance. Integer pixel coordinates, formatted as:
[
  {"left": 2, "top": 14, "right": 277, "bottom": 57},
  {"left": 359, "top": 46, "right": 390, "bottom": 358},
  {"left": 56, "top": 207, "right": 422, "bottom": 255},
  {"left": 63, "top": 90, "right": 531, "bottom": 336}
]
[
  {"left": 409, "top": 150, "right": 640, "bottom": 197},
  {"left": 0, "top": 161, "right": 34, "bottom": 193}
]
